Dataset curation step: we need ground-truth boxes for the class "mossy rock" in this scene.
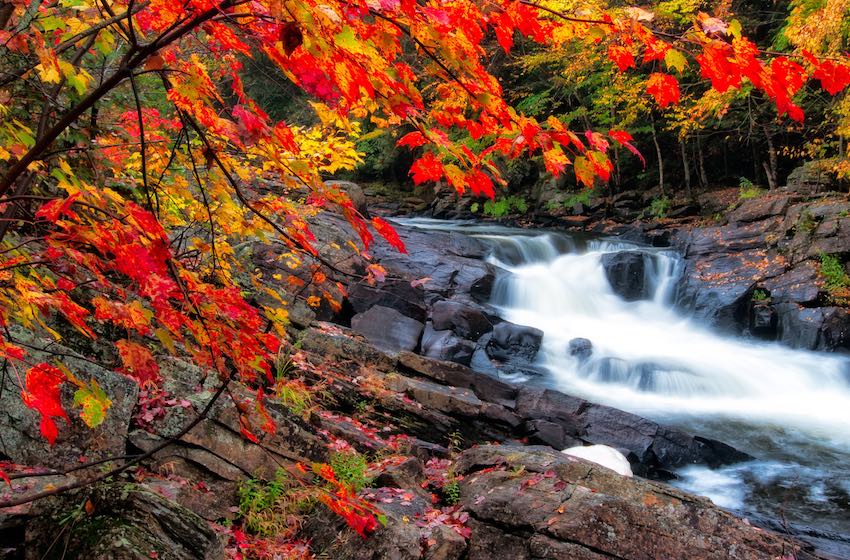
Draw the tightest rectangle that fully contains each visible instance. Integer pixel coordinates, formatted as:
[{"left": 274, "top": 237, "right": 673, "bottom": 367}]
[{"left": 25, "top": 482, "right": 224, "bottom": 560}]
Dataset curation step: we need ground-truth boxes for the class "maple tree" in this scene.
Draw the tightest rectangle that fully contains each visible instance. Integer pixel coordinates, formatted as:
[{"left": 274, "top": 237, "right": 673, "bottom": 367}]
[{"left": 1, "top": 0, "right": 849, "bottom": 542}]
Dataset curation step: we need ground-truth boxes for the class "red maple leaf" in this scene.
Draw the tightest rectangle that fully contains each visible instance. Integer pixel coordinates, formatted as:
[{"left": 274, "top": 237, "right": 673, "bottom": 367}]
[
  {"left": 371, "top": 217, "right": 407, "bottom": 253},
  {"left": 608, "top": 45, "right": 635, "bottom": 72},
  {"left": 22, "top": 363, "right": 69, "bottom": 445},
  {"left": 646, "top": 73, "right": 681, "bottom": 107}
]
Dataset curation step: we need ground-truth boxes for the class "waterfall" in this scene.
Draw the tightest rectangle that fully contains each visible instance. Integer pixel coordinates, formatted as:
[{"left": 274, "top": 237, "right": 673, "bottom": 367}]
[
  {"left": 396, "top": 218, "right": 850, "bottom": 540},
  {"left": 487, "top": 235, "right": 850, "bottom": 448}
]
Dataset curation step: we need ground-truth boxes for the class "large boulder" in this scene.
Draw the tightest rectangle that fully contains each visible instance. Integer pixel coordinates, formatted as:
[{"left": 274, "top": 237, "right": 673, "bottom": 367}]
[
  {"left": 351, "top": 306, "right": 424, "bottom": 353},
  {"left": 454, "top": 445, "right": 819, "bottom": 560},
  {"left": 0, "top": 327, "right": 138, "bottom": 469},
  {"left": 348, "top": 280, "right": 427, "bottom": 323},
  {"left": 514, "top": 387, "right": 750, "bottom": 475},
  {"left": 325, "top": 180, "right": 370, "bottom": 217},
  {"left": 601, "top": 251, "right": 649, "bottom": 301}
]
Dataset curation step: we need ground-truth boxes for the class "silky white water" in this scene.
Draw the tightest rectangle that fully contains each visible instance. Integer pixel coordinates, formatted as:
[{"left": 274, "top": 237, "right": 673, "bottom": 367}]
[
  {"left": 396, "top": 218, "right": 850, "bottom": 543},
  {"left": 487, "top": 235, "right": 850, "bottom": 448}
]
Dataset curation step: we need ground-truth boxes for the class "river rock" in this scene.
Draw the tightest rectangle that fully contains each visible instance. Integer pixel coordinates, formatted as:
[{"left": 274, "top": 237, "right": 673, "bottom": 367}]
[
  {"left": 485, "top": 321, "right": 543, "bottom": 362},
  {"left": 325, "top": 180, "right": 370, "bottom": 217},
  {"left": 348, "top": 279, "right": 427, "bottom": 322},
  {"left": 351, "top": 305, "right": 424, "bottom": 353},
  {"left": 568, "top": 338, "right": 593, "bottom": 360},
  {"left": 430, "top": 300, "right": 493, "bottom": 340},
  {"left": 421, "top": 323, "right": 477, "bottom": 365},
  {"left": 600, "top": 251, "right": 648, "bottom": 301},
  {"left": 750, "top": 302, "right": 778, "bottom": 339}
]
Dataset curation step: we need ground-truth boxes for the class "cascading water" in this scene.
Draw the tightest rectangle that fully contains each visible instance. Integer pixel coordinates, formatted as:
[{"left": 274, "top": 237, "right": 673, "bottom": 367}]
[{"left": 397, "top": 218, "right": 850, "bottom": 549}]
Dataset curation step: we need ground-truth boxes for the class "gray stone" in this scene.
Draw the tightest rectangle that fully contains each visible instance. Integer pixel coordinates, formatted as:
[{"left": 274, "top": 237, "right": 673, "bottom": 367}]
[{"left": 351, "top": 305, "right": 424, "bottom": 353}]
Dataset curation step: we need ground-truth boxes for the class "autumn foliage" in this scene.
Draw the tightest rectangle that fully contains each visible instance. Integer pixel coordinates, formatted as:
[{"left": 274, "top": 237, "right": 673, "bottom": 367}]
[{"left": 1, "top": 0, "right": 849, "bottom": 542}]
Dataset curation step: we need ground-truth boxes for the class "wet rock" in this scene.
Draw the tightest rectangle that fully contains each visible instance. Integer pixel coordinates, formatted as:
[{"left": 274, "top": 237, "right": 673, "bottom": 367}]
[
  {"left": 600, "top": 251, "right": 648, "bottom": 301},
  {"left": 430, "top": 300, "right": 493, "bottom": 340},
  {"left": 348, "top": 280, "right": 427, "bottom": 323},
  {"left": 421, "top": 324, "right": 477, "bottom": 366},
  {"left": 0, "top": 327, "right": 138, "bottom": 469},
  {"left": 523, "top": 419, "right": 582, "bottom": 449},
  {"left": 486, "top": 321, "right": 543, "bottom": 362},
  {"left": 750, "top": 302, "right": 778, "bottom": 339},
  {"left": 567, "top": 338, "right": 593, "bottom": 360},
  {"left": 515, "top": 387, "right": 750, "bottom": 475},
  {"left": 351, "top": 306, "right": 424, "bottom": 353},
  {"left": 25, "top": 482, "right": 224, "bottom": 560},
  {"left": 775, "top": 304, "right": 850, "bottom": 351}
]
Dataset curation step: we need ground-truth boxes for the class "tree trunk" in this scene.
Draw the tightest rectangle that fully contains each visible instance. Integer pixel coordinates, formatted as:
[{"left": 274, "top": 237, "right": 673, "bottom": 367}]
[
  {"left": 680, "top": 139, "right": 692, "bottom": 199},
  {"left": 651, "top": 118, "right": 665, "bottom": 196},
  {"left": 698, "top": 136, "right": 709, "bottom": 189},
  {"left": 762, "top": 124, "right": 778, "bottom": 189}
]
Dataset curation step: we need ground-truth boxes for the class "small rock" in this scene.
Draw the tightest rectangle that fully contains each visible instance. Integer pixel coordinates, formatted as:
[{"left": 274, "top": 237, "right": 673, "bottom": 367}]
[
  {"left": 567, "top": 338, "right": 593, "bottom": 361},
  {"left": 486, "top": 321, "right": 544, "bottom": 362}
]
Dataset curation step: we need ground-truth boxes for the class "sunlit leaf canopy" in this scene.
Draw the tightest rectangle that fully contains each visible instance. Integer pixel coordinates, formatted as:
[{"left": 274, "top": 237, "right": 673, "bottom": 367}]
[{"left": 0, "top": 0, "right": 849, "bottom": 448}]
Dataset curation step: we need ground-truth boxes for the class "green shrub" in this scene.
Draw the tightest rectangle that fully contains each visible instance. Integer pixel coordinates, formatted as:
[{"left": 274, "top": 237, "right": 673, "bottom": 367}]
[
  {"left": 443, "top": 479, "right": 461, "bottom": 505},
  {"left": 237, "top": 469, "right": 315, "bottom": 537},
  {"left": 330, "top": 452, "right": 371, "bottom": 492},
  {"left": 819, "top": 253, "right": 850, "bottom": 293},
  {"left": 738, "top": 177, "right": 763, "bottom": 200},
  {"left": 649, "top": 196, "right": 670, "bottom": 219},
  {"left": 752, "top": 289, "right": 770, "bottom": 302},
  {"left": 796, "top": 210, "right": 819, "bottom": 235},
  {"left": 564, "top": 189, "right": 592, "bottom": 208},
  {"left": 481, "top": 195, "right": 528, "bottom": 218}
]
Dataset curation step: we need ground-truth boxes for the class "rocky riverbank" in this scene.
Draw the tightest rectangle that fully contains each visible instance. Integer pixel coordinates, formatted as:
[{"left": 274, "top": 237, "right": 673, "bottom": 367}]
[{"left": 1, "top": 183, "right": 847, "bottom": 559}]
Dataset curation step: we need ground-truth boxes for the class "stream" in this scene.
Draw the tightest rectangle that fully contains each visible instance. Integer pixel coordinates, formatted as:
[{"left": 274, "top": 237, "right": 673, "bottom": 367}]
[{"left": 397, "top": 217, "right": 850, "bottom": 554}]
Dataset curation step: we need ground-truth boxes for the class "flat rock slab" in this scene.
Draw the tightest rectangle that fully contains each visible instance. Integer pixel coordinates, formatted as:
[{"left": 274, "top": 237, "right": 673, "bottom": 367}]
[{"left": 456, "top": 445, "right": 821, "bottom": 560}]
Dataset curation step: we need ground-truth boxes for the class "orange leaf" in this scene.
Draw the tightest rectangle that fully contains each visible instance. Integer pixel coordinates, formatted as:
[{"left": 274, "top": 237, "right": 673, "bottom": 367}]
[{"left": 646, "top": 73, "right": 680, "bottom": 107}]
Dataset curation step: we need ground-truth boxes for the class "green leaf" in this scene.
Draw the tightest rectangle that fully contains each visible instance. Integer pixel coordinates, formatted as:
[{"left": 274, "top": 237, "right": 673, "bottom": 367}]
[
  {"left": 728, "top": 19, "right": 743, "bottom": 39},
  {"left": 73, "top": 379, "right": 112, "bottom": 429},
  {"left": 664, "top": 50, "right": 688, "bottom": 73}
]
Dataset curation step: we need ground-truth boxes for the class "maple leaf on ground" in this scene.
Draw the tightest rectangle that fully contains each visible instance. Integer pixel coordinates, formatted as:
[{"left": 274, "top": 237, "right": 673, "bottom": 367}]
[
  {"left": 22, "top": 363, "right": 69, "bottom": 445},
  {"left": 645, "top": 73, "right": 680, "bottom": 108}
]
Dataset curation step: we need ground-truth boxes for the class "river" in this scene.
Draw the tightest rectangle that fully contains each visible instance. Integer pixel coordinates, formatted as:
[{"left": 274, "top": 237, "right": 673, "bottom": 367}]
[{"left": 397, "top": 217, "right": 850, "bottom": 555}]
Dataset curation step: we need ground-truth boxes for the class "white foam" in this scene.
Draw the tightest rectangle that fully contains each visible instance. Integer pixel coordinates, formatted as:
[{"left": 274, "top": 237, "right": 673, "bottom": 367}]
[{"left": 562, "top": 444, "right": 633, "bottom": 477}]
